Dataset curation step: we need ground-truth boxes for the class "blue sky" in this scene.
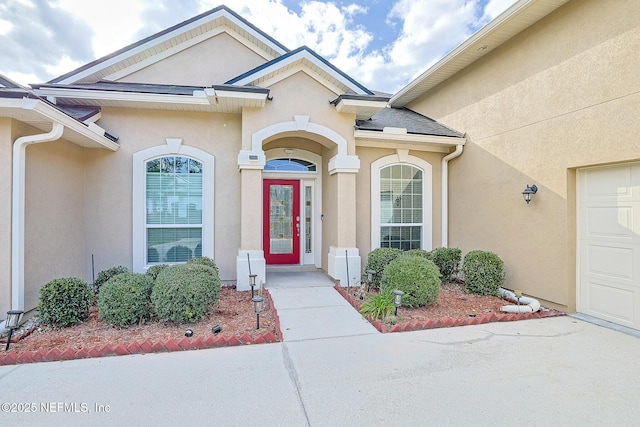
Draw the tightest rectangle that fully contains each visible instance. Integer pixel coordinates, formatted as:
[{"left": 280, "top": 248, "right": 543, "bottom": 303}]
[{"left": 0, "top": 0, "right": 517, "bottom": 93}]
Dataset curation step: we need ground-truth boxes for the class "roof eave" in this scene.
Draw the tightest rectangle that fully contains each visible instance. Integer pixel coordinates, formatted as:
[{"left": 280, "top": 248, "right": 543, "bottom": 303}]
[
  {"left": 390, "top": 0, "right": 570, "bottom": 107},
  {"left": 355, "top": 129, "right": 466, "bottom": 153}
]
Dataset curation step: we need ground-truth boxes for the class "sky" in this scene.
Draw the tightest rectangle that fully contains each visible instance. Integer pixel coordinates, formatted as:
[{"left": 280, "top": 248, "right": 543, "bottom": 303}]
[{"left": 0, "top": 0, "right": 517, "bottom": 94}]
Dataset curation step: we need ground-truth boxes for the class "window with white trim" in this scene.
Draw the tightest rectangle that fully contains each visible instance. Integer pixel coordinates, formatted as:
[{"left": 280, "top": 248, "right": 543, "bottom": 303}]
[
  {"left": 133, "top": 142, "right": 214, "bottom": 272},
  {"left": 371, "top": 154, "right": 432, "bottom": 251}
]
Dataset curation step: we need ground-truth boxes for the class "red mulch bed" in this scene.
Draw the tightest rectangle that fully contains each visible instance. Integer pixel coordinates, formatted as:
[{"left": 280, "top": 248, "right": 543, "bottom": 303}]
[
  {"left": 0, "top": 287, "right": 281, "bottom": 366},
  {"left": 335, "top": 282, "right": 565, "bottom": 332}
]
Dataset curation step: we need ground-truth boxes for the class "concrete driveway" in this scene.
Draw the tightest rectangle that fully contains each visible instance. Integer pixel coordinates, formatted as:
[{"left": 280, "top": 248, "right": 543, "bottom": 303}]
[{"left": 0, "top": 316, "right": 638, "bottom": 426}]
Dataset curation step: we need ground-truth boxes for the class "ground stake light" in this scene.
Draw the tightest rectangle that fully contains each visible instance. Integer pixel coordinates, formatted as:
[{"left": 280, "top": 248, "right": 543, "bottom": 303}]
[
  {"left": 249, "top": 274, "right": 257, "bottom": 298},
  {"left": 252, "top": 295, "right": 264, "bottom": 329},
  {"left": 4, "top": 310, "right": 23, "bottom": 351},
  {"left": 366, "top": 269, "right": 376, "bottom": 291},
  {"left": 393, "top": 290, "right": 404, "bottom": 316}
]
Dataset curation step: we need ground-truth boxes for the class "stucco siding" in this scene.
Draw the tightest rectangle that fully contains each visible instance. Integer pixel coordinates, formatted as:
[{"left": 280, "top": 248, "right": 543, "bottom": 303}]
[
  {"left": 407, "top": 0, "right": 640, "bottom": 310},
  {"left": 117, "top": 32, "right": 268, "bottom": 86},
  {"left": 84, "top": 108, "right": 242, "bottom": 281},
  {"left": 24, "top": 139, "right": 86, "bottom": 311}
]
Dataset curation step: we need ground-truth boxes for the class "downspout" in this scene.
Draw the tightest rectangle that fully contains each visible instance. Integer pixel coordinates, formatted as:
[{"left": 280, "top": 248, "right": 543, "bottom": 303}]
[
  {"left": 10, "top": 123, "right": 64, "bottom": 317},
  {"left": 441, "top": 144, "right": 464, "bottom": 248}
]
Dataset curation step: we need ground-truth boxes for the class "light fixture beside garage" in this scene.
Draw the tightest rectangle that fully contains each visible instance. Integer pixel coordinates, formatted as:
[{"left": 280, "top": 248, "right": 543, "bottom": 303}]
[{"left": 522, "top": 184, "right": 538, "bottom": 204}]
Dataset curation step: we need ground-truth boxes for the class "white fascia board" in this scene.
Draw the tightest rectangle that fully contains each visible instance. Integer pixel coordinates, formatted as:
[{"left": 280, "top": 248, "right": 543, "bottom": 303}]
[
  {"left": 24, "top": 99, "right": 120, "bottom": 151},
  {"left": 36, "top": 87, "right": 211, "bottom": 107},
  {"left": 233, "top": 50, "right": 369, "bottom": 95},
  {"left": 56, "top": 9, "right": 288, "bottom": 85},
  {"left": 355, "top": 129, "right": 466, "bottom": 146},
  {"left": 335, "top": 98, "right": 387, "bottom": 112},
  {"left": 214, "top": 90, "right": 268, "bottom": 102}
]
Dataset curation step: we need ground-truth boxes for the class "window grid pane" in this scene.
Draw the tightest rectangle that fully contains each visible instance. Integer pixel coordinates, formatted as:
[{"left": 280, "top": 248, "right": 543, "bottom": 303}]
[
  {"left": 146, "top": 155, "right": 203, "bottom": 264},
  {"left": 379, "top": 164, "right": 423, "bottom": 250}
]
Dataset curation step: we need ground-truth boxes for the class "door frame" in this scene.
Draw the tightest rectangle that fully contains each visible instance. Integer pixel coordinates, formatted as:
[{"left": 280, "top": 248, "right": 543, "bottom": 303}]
[{"left": 263, "top": 149, "right": 322, "bottom": 268}]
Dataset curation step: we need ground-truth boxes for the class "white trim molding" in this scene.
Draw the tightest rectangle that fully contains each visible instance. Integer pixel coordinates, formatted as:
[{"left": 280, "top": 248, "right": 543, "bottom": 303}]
[
  {"left": 132, "top": 139, "right": 215, "bottom": 272},
  {"left": 370, "top": 152, "right": 433, "bottom": 251}
]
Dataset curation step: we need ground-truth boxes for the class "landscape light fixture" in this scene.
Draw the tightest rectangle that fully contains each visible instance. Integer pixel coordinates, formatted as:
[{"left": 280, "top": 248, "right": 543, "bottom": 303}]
[
  {"left": 4, "top": 310, "right": 23, "bottom": 351},
  {"left": 252, "top": 295, "right": 264, "bottom": 330},
  {"left": 522, "top": 184, "right": 538, "bottom": 204},
  {"left": 366, "top": 269, "right": 376, "bottom": 291},
  {"left": 393, "top": 290, "right": 404, "bottom": 316},
  {"left": 249, "top": 274, "right": 257, "bottom": 298}
]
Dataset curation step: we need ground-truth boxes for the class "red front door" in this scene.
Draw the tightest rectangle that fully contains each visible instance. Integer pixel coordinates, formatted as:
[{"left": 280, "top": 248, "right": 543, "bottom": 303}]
[{"left": 263, "top": 179, "right": 300, "bottom": 264}]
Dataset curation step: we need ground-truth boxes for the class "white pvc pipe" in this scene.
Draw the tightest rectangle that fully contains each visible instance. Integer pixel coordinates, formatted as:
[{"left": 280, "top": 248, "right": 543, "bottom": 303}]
[
  {"left": 498, "top": 287, "right": 541, "bottom": 313},
  {"left": 12, "top": 122, "right": 64, "bottom": 312},
  {"left": 441, "top": 144, "right": 464, "bottom": 247}
]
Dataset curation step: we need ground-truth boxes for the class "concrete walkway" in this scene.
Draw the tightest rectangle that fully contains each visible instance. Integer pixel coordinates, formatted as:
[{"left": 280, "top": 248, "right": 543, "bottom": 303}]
[
  {"left": 1, "top": 317, "right": 639, "bottom": 426},
  {"left": 265, "top": 269, "right": 378, "bottom": 341}
]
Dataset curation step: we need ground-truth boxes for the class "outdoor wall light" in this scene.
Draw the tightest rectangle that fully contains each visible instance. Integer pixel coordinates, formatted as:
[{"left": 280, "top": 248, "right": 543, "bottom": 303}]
[
  {"left": 393, "top": 290, "right": 404, "bottom": 316},
  {"left": 4, "top": 310, "right": 23, "bottom": 351},
  {"left": 252, "top": 295, "right": 264, "bottom": 329},
  {"left": 249, "top": 274, "right": 257, "bottom": 298},
  {"left": 522, "top": 184, "right": 538, "bottom": 204}
]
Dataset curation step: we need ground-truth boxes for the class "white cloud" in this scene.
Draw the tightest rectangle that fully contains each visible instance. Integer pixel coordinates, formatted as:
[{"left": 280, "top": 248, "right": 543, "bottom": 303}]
[{"left": 0, "top": 0, "right": 517, "bottom": 92}]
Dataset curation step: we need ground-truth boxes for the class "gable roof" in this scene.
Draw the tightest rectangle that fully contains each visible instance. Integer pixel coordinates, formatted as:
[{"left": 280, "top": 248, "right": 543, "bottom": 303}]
[
  {"left": 49, "top": 5, "right": 290, "bottom": 85},
  {"left": 391, "top": 0, "right": 570, "bottom": 107},
  {"left": 226, "top": 46, "right": 373, "bottom": 96}
]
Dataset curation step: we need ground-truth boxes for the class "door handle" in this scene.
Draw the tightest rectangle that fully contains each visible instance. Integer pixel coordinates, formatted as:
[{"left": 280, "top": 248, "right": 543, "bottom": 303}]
[{"left": 296, "top": 216, "right": 300, "bottom": 236}]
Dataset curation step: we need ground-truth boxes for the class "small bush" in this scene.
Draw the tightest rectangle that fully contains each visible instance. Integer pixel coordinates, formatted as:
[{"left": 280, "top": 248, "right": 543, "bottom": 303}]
[
  {"left": 151, "top": 264, "right": 221, "bottom": 324},
  {"left": 146, "top": 264, "right": 169, "bottom": 281},
  {"left": 359, "top": 289, "right": 395, "bottom": 320},
  {"left": 98, "top": 273, "right": 154, "bottom": 328},
  {"left": 187, "top": 256, "right": 219, "bottom": 275},
  {"left": 94, "top": 265, "right": 129, "bottom": 292},
  {"left": 364, "top": 248, "right": 403, "bottom": 289},
  {"left": 38, "top": 277, "right": 93, "bottom": 327},
  {"left": 462, "top": 250, "right": 505, "bottom": 296},
  {"left": 380, "top": 256, "right": 440, "bottom": 307},
  {"left": 431, "top": 247, "right": 462, "bottom": 282},
  {"left": 403, "top": 249, "right": 432, "bottom": 260}
]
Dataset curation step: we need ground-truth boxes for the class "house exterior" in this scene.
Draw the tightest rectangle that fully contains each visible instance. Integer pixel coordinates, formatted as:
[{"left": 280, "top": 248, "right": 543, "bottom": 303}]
[
  {"left": 0, "top": 5, "right": 465, "bottom": 328},
  {"left": 1, "top": 0, "right": 638, "bottom": 332}
]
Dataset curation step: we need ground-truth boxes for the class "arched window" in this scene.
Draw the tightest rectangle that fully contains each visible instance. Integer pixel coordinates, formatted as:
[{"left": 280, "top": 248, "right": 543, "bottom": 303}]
[
  {"left": 265, "top": 158, "right": 317, "bottom": 172},
  {"left": 133, "top": 143, "right": 214, "bottom": 271},
  {"left": 371, "top": 155, "right": 432, "bottom": 251}
]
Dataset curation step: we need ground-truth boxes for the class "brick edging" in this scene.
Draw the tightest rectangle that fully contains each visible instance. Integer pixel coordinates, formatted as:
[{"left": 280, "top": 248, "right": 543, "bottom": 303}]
[
  {"left": 0, "top": 289, "right": 282, "bottom": 366},
  {"left": 334, "top": 284, "right": 565, "bottom": 333}
]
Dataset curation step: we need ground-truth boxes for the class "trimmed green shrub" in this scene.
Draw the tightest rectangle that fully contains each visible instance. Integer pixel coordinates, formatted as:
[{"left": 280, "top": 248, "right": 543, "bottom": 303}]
[
  {"left": 146, "top": 264, "right": 169, "bottom": 281},
  {"left": 38, "top": 277, "right": 93, "bottom": 327},
  {"left": 98, "top": 273, "right": 154, "bottom": 328},
  {"left": 151, "top": 264, "right": 221, "bottom": 324},
  {"left": 431, "top": 247, "right": 462, "bottom": 282},
  {"left": 462, "top": 250, "right": 505, "bottom": 296},
  {"left": 187, "top": 256, "right": 219, "bottom": 275},
  {"left": 380, "top": 256, "right": 440, "bottom": 307},
  {"left": 359, "top": 289, "right": 395, "bottom": 320},
  {"left": 403, "top": 249, "right": 432, "bottom": 260},
  {"left": 94, "top": 265, "right": 129, "bottom": 292},
  {"left": 364, "top": 248, "right": 403, "bottom": 289}
]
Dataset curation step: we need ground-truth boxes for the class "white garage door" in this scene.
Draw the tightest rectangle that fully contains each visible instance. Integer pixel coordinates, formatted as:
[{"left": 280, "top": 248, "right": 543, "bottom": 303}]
[{"left": 578, "top": 162, "right": 640, "bottom": 330}]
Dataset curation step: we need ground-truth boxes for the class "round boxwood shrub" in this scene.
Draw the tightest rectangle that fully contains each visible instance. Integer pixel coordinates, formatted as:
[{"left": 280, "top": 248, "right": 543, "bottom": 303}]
[
  {"left": 146, "top": 264, "right": 169, "bottom": 282},
  {"left": 403, "top": 249, "right": 432, "bottom": 260},
  {"left": 151, "top": 264, "right": 221, "bottom": 324},
  {"left": 94, "top": 265, "right": 129, "bottom": 293},
  {"left": 364, "top": 248, "right": 403, "bottom": 289},
  {"left": 98, "top": 273, "right": 154, "bottom": 328},
  {"left": 430, "top": 247, "right": 462, "bottom": 282},
  {"left": 187, "top": 256, "right": 219, "bottom": 275},
  {"left": 38, "top": 277, "right": 93, "bottom": 327},
  {"left": 380, "top": 256, "right": 441, "bottom": 307},
  {"left": 462, "top": 250, "right": 505, "bottom": 296}
]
